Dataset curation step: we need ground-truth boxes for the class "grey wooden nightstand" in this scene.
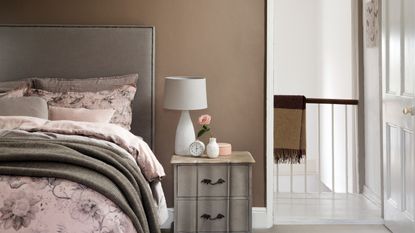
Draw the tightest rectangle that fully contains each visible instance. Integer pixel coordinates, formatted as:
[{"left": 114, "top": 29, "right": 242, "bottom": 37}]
[{"left": 171, "top": 151, "right": 255, "bottom": 233}]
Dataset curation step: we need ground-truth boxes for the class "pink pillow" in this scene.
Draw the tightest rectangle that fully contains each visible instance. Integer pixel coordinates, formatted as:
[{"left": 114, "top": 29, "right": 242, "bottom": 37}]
[{"left": 49, "top": 106, "right": 115, "bottom": 123}]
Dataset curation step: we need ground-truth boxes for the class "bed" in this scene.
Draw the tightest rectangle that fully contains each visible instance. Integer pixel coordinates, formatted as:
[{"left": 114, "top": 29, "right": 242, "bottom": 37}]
[{"left": 0, "top": 25, "right": 166, "bottom": 233}]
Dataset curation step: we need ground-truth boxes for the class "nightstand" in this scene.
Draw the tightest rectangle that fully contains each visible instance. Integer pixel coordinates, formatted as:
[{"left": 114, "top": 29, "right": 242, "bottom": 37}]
[{"left": 171, "top": 151, "right": 255, "bottom": 233}]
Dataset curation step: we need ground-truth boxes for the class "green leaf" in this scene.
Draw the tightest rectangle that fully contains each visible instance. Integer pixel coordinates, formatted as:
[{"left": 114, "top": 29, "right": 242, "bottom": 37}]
[{"left": 197, "top": 129, "right": 206, "bottom": 138}]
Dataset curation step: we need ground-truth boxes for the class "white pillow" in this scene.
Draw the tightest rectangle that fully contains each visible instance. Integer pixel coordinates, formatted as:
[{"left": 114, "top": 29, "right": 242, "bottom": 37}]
[{"left": 49, "top": 106, "right": 115, "bottom": 123}]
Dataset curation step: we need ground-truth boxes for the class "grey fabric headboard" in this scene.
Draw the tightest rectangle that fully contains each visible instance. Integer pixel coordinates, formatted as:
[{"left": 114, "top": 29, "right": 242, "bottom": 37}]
[{"left": 0, "top": 25, "right": 155, "bottom": 148}]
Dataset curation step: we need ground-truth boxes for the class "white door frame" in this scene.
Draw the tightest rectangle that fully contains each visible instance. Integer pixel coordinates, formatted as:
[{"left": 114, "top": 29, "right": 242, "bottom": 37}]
[
  {"left": 263, "top": 0, "right": 275, "bottom": 228},
  {"left": 379, "top": 0, "right": 385, "bottom": 219}
]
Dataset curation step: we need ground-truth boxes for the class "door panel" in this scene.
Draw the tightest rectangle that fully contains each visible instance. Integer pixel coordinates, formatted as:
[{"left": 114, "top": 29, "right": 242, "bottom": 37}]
[
  {"left": 403, "top": 130, "right": 414, "bottom": 220},
  {"left": 385, "top": 124, "right": 401, "bottom": 209},
  {"left": 382, "top": 0, "right": 415, "bottom": 232},
  {"left": 385, "top": 0, "right": 400, "bottom": 95},
  {"left": 403, "top": 0, "right": 415, "bottom": 97}
]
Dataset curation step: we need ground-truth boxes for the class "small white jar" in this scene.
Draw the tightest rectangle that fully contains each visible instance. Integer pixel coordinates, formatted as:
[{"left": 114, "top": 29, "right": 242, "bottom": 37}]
[{"left": 206, "top": 137, "right": 220, "bottom": 158}]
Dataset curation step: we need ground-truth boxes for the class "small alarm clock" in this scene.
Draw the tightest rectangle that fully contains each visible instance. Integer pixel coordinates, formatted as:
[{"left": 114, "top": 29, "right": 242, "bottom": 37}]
[{"left": 189, "top": 140, "right": 205, "bottom": 157}]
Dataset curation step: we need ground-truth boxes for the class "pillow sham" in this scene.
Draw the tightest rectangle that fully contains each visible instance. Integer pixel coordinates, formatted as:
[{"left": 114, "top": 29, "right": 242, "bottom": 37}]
[
  {"left": 0, "top": 97, "right": 48, "bottom": 119},
  {"left": 0, "top": 80, "right": 32, "bottom": 93},
  {"left": 0, "top": 85, "right": 29, "bottom": 98},
  {"left": 32, "top": 73, "right": 138, "bottom": 92},
  {"left": 27, "top": 85, "right": 136, "bottom": 129},
  {"left": 49, "top": 106, "right": 115, "bottom": 123}
]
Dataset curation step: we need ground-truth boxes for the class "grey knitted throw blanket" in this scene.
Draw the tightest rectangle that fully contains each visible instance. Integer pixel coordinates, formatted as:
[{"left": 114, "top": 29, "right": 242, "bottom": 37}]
[{"left": 0, "top": 137, "right": 160, "bottom": 233}]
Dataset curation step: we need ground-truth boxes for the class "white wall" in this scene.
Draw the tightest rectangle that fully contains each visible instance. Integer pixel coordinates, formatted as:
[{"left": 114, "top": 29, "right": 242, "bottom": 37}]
[
  {"left": 274, "top": 0, "right": 321, "bottom": 97},
  {"left": 362, "top": 2, "right": 382, "bottom": 200},
  {"left": 274, "top": 0, "right": 357, "bottom": 193},
  {"left": 319, "top": 0, "right": 354, "bottom": 99},
  {"left": 274, "top": 0, "right": 354, "bottom": 99}
]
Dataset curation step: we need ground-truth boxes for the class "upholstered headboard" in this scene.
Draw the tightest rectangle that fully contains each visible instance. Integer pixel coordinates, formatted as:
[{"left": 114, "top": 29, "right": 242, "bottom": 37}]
[{"left": 0, "top": 25, "right": 155, "bottom": 148}]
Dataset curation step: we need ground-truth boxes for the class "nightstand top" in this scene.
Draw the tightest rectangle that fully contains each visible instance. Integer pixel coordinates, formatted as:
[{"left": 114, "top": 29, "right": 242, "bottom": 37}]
[{"left": 171, "top": 151, "right": 255, "bottom": 164}]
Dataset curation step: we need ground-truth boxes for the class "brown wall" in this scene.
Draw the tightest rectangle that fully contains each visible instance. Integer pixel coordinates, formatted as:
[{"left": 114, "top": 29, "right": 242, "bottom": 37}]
[{"left": 0, "top": 0, "right": 266, "bottom": 207}]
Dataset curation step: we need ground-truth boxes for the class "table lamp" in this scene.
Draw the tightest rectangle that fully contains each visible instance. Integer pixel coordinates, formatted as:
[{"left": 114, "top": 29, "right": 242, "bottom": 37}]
[{"left": 163, "top": 76, "right": 208, "bottom": 155}]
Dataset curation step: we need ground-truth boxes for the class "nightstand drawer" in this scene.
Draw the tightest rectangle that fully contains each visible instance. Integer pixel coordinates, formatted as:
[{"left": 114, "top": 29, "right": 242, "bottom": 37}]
[
  {"left": 198, "top": 199, "right": 249, "bottom": 232},
  {"left": 176, "top": 199, "right": 249, "bottom": 232},
  {"left": 177, "top": 165, "right": 197, "bottom": 197},
  {"left": 229, "top": 199, "right": 249, "bottom": 232},
  {"left": 198, "top": 200, "right": 227, "bottom": 232},
  {"left": 198, "top": 165, "right": 228, "bottom": 197},
  {"left": 176, "top": 200, "right": 197, "bottom": 232},
  {"left": 230, "top": 165, "right": 249, "bottom": 197},
  {"left": 177, "top": 165, "right": 250, "bottom": 198}
]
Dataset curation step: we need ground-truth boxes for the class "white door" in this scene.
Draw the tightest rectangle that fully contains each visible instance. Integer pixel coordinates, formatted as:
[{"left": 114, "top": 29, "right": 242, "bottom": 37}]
[{"left": 382, "top": 0, "right": 415, "bottom": 232}]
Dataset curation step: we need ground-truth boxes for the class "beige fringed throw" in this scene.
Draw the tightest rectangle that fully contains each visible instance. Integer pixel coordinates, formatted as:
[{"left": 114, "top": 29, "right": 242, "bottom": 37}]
[{"left": 274, "top": 95, "right": 306, "bottom": 163}]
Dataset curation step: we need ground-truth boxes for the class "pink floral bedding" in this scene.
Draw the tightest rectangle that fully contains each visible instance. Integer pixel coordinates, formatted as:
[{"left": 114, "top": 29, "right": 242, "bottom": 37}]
[
  {"left": 0, "top": 176, "right": 136, "bottom": 233},
  {"left": 0, "top": 116, "right": 168, "bottom": 232}
]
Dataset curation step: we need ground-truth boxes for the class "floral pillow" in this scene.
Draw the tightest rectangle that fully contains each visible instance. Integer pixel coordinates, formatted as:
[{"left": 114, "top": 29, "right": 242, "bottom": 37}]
[{"left": 27, "top": 85, "right": 136, "bottom": 129}]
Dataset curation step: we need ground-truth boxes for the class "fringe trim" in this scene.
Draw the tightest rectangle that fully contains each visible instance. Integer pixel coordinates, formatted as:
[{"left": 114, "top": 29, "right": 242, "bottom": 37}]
[{"left": 274, "top": 148, "right": 306, "bottom": 164}]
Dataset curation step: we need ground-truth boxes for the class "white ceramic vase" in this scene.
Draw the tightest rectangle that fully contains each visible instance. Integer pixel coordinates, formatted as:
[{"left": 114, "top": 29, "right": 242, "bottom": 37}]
[
  {"left": 174, "top": 110, "right": 195, "bottom": 155},
  {"left": 206, "top": 137, "right": 220, "bottom": 158}
]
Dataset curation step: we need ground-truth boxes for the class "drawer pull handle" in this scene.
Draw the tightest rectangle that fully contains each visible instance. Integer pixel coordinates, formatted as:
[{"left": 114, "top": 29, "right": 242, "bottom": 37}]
[
  {"left": 200, "top": 213, "right": 225, "bottom": 220},
  {"left": 201, "top": 178, "right": 225, "bottom": 185}
]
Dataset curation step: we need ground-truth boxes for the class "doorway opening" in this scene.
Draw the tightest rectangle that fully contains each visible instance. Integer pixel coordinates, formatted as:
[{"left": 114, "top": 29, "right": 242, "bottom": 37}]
[{"left": 268, "top": 0, "right": 383, "bottom": 224}]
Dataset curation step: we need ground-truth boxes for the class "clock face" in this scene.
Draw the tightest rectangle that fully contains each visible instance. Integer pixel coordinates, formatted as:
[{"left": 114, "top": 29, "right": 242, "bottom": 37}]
[{"left": 189, "top": 141, "right": 205, "bottom": 156}]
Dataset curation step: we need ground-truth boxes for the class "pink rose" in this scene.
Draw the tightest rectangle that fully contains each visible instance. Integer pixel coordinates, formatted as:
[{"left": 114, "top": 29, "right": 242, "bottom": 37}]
[{"left": 198, "top": 114, "right": 211, "bottom": 125}]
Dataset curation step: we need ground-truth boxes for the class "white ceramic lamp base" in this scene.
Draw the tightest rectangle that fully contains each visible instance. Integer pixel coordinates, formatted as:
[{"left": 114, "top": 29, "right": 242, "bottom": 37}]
[{"left": 175, "top": 110, "right": 196, "bottom": 155}]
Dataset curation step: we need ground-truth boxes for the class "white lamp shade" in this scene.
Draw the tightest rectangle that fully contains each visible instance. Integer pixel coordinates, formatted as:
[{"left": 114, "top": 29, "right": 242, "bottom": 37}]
[{"left": 163, "top": 76, "right": 208, "bottom": 110}]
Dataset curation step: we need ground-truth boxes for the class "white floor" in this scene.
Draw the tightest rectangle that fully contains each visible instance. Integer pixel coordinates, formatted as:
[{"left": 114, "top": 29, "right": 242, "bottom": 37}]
[
  {"left": 255, "top": 225, "right": 391, "bottom": 233},
  {"left": 274, "top": 193, "right": 383, "bottom": 224}
]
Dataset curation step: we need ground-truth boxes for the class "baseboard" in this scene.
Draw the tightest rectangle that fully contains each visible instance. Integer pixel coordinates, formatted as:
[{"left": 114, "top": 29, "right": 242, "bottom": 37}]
[
  {"left": 252, "top": 207, "right": 269, "bottom": 228},
  {"left": 276, "top": 218, "right": 384, "bottom": 225},
  {"left": 363, "top": 185, "right": 382, "bottom": 207},
  {"left": 160, "top": 207, "right": 270, "bottom": 229}
]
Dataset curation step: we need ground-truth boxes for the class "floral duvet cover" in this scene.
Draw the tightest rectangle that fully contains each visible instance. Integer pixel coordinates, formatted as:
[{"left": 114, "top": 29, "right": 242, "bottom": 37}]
[
  {"left": 0, "top": 176, "right": 136, "bottom": 233},
  {"left": 0, "top": 116, "right": 168, "bottom": 233}
]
